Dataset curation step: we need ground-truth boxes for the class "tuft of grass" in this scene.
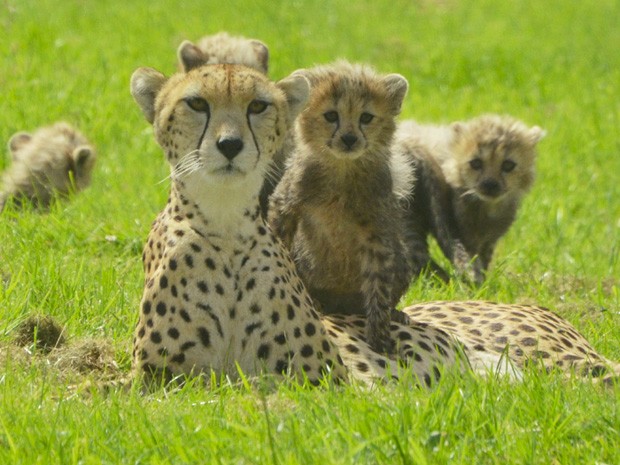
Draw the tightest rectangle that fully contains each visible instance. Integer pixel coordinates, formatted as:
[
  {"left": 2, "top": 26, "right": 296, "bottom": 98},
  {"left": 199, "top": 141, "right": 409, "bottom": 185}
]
[{"left": 1, "top": 0, "right": 619, "bottom": 463}]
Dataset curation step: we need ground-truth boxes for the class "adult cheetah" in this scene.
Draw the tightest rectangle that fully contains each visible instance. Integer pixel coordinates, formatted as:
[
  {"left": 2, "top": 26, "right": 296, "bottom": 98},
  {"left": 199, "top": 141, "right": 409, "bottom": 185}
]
[{"left": 403, "top": 301, "right": 620, "bottom": 384}]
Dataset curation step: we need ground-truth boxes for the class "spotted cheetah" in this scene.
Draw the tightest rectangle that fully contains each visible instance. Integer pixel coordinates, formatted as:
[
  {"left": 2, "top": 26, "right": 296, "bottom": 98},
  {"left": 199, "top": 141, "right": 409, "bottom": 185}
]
[
  {"left": 177, "top": 32, "right": 269, "bottom": 74},
  {"left": 129, "top": 63, "right": 462, "bottom": 387},
  {"left": 0, "top": 122, "right": 96, "bottom": 212},
  {"left": 268, "top": 61, "right": 414, "bottom": 354},
  {"left": 395, "top": 116, "right": 545, "bottom": 283},
  {"left": 403, "top": 302, "right": 620, "bottom": 383}
]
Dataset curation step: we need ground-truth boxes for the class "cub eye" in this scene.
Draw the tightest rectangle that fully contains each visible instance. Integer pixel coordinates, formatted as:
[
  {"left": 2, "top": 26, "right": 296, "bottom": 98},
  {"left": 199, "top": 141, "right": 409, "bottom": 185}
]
[
  {"left": 185, "top": 97, "right": 209, "bottom": 113},
  {"left": 323, "top": 111, "right": 339, "bottom": 123},
  {"left": 359, "top": 112, "right": 374, "bottom": 124},
  {"left": 248, "top": 100, "right": 269, "bottom": 115},
  {"left": 501, "top": 160, "right": 516, "bottom": 172},
  {"left": 469, "top": 158, "right": 483, "bottom": 170}
]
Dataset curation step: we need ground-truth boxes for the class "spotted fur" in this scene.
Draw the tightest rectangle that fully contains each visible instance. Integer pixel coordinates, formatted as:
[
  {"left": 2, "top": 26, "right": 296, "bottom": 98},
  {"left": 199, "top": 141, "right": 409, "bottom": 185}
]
[
  {"left": 403, "top": 301, "right": 620, "bottom": 384},
  {"left": 0, "top": 122, "right": 96, "bottom": 212},
  {"left": 268, "top": 61, "right": 415, "bottom": 354},
  {"left": 395, "top": 115, "right": 545, "bottom": 283}
]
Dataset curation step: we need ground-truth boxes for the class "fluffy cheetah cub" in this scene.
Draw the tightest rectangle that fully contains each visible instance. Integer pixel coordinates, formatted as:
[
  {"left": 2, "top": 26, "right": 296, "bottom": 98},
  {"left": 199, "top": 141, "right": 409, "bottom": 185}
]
[
  {"left": 269, "top": 61, "right": 414, "bottom": 354},
  {"left": 395, "top": 115, "right": 545, "bottom": 283},
  {"left": 177, "top": 32, "right": 269, "bottom": 74},
  {"left": 0, "top": 122, "right": 96, "bottom": 212}
]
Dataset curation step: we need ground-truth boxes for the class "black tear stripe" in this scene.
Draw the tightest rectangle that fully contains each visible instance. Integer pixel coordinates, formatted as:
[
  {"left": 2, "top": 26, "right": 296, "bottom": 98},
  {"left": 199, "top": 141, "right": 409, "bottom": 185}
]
[
  {"left": 246, "top": 113, "right": 262, "bottom": 167},
  {"left": 358, "top": 123, "right": 366, "bottom": 141},
  {"left": 196, "top": 109, "right": 211, "bottom": 151},
  {"left": 329, "top": 94, "right": 342, "bottom": 140},
  {"left": 330, "top": 118, "right": 340, "bottom": 141}
]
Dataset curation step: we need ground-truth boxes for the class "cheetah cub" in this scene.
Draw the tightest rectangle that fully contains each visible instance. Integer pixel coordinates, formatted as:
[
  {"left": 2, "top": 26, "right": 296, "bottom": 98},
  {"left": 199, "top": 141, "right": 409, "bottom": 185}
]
[
  {"left": 0, "top": 122, "right": 96, "bottom": 212},
  {"left": 177, "top": 32, "right": 269, "bottom": 74},
  {"left": 269, "top": 61, "right": 414, "bottom": 354},
  {"left": 395, "top": 115, "right": 545, "bottom": 283}
]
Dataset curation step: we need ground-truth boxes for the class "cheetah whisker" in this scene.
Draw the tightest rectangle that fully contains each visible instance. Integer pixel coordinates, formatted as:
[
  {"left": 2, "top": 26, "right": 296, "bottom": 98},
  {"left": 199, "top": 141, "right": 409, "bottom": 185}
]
[
  {"left": 459, "top": 188, "right": 477, "bottom": 199},
  {"left": 157, "top": 151, "right": 204, "bottom": 184},
  {"left": 263, "top": 161, "right": 281, "bottom": 185}
]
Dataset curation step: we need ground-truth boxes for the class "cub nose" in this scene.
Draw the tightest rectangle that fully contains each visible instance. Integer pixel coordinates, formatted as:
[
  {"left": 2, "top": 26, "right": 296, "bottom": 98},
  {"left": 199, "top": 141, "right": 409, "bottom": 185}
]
[
  {"left": 340, "top": 133, "right": 358, "bottom": 150},
  {"left": 216, "top": 137, "right": 244, "bottom": 160},
  {"left": 479, "top": 178, "right": 502, "bottom": 197}
]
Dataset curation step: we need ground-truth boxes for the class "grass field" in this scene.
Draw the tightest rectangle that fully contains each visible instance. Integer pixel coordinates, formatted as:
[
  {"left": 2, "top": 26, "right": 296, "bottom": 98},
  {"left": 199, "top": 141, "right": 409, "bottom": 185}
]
[{"left": 1, "top": 0, "right": 619, "bottom": 463}]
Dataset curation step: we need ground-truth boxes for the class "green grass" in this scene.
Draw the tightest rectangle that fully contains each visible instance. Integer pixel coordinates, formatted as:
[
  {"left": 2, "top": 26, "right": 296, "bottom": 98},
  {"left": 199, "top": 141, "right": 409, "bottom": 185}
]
[{"left": 1, "top": 0, "right": 619, "bottom": 463}]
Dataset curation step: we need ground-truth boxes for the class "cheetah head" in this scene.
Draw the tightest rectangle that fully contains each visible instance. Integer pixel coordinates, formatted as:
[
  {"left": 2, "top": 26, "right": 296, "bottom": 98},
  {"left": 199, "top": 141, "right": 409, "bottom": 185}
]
[
  {"left": 294, "top": 61, "right": 408, "bottom": 161},
  {"left": 130, "top": 65, "right": 308, "bottom": 199},
  {"left": 447, "top": 115, "right": 545, "bottom": 201}
]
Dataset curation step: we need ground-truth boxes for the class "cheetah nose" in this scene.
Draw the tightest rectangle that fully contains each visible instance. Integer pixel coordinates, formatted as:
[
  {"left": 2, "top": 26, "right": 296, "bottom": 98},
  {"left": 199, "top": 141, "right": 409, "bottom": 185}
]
[
  {"left": 479, "top": 178, "right": 502, "bottom": 197},
  {"left": 216, "top": 137, "right": 244, "bottom": 160},
  {"left": 340, "top": 133, "right": 358, "bottom": 150}
]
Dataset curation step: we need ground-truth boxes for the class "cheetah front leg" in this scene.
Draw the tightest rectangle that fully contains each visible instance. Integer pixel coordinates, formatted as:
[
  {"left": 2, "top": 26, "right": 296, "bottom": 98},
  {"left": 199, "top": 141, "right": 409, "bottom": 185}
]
[
  {"left": 451, "top": 242, "right": 484, "bottom": 285},
  {"left": 268, "top": 184, "right": 300, "bottom": 250},
  {"left": 477, "top": 242, "right": 495, "bottom": 273},
  {"left": 423, "top": 174, "right": 483, "bottom": 284},
  {"left": 360, "top": 236, "right": 410, "bottom": 353}
]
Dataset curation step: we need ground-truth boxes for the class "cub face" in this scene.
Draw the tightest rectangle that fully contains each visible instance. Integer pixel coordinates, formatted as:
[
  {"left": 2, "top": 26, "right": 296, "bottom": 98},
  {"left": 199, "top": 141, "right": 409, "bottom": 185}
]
[
  {"left": 447, "top": 115, "right": 545, "bottom": 201},
  {"left": 295, "top": 63, "right": 408, "bottom": 160},
  {"left": 130, "top": 65, "right": 308, "bottom": 191}
]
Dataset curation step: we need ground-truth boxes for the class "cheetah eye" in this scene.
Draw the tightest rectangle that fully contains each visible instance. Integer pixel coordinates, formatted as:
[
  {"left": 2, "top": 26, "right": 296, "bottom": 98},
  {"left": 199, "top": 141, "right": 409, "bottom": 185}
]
[
  {"left": 359, "top": 112, "right": 374, "bottom": 124},
  {"left": 248, "top": 100, "right": 269, "bottom": 115},
  {"left": 501, "top": 160, "right": 516, "bottom": 173},
  {"left": 185, "top": 97, "right": 210, "bottom": 113},
  {"left": 324, "top": 111, "right": 339, "bottom": 123},
  {"left": 469, "top": 158, "right": 483, "bottom": 170}
]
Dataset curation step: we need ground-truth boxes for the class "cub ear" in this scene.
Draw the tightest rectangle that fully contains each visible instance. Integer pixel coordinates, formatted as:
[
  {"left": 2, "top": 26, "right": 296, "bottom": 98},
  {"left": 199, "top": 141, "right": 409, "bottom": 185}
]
[
  {"left": 130, "top": 67, "right": 168, "bottom": 124},
  {"left": 382, "top": 74, "right": 409, "bottom": 115},
  {"left": 447, "top": 121, "right": 469, "bottom": 147},
  {"left": 250, "top": 39, "right": 270, "bottom": 74},
  {"left": 276, "top": 73, "right": 310, "bottom": 122},
  {"left": 177, "top": 40, "right": 207, "bottom": 72},
  {"left": 528, "top": 125, "right": 547, "bottom": 145},
  {"left": 450, "top": 122, "right": 466, "bottom": 135},
  {"left": 72, "top": 145, "right": 97, "bottom": 174},
  {"left": 289, "top": 68, "right": 308, "bottom": 81},
  {"left": 8, "top": 132, "right": 32, "bottom": 159}
]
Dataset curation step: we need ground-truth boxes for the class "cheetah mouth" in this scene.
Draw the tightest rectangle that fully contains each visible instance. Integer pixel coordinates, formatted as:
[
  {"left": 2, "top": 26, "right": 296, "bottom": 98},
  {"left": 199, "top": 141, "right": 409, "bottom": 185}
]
[
  {"left": 474, "top": 190, "right": 506, "bottom": 202},
  {"left": 212, "top": 164, "right": 245, "bottom": 176},
  {"left": 331, "top": 148, "right": 364, "bottom": 160}
]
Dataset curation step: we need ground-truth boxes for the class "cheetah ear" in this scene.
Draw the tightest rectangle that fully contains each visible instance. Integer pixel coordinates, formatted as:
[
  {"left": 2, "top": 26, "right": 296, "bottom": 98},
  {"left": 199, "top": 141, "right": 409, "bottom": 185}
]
[
  {"left": 382, "top": 74, "right": 409, "bottom": 115},
  {"left": 277, "top": 73, "right": 310, "bottom": 122},
  {"left": 8, "top": 132, "right": 32, "bottom": 159},
  {"left": 131, "top": 67, "right": 168, "bottom": 124},
  {"left": 449, "top": 121, "right": 468, "bottom": 139},
  {"left": 250, "top": 39, "right": 269, "bottom": 74},
  {"left": 72, "top": 145, "right": 97, "bottom": 174},
  {"left": 446, "top": 122, "right": 470, "bottom": 148},
  {"left": 177, "top": 40, "right": 207, "bottom": 72},
  {"left": 527, "top": 126, "right": 546, "bottom": 145},
  {"left": 290, "top": 69, "right": 311, "bottom": 84}
]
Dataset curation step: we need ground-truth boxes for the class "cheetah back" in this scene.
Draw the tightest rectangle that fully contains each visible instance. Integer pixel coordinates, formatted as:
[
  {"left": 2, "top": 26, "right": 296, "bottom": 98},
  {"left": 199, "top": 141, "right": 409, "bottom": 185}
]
[{"left": 403, "top": 301, "right": 620, "bottom": 382}]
